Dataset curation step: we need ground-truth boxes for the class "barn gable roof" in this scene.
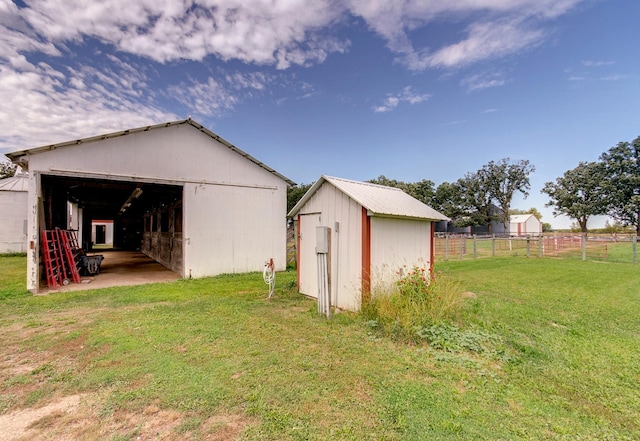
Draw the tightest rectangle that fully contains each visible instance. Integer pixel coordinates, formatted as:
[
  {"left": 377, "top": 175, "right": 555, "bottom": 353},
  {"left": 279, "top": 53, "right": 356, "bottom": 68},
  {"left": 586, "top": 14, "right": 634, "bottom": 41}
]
[
  {"left": 288, "top": 175, "right": 449, "bottom": 221},
  {"left": 5, "top": 119, "right": 295, "bottom": 187}
]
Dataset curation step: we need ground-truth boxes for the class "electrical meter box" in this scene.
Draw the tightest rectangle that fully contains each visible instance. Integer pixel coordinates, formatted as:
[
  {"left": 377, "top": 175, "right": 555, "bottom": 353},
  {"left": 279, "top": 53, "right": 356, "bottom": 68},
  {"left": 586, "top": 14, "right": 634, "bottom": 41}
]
[{"left": 316, "top": 226, "right": 330, "bottom": 254}]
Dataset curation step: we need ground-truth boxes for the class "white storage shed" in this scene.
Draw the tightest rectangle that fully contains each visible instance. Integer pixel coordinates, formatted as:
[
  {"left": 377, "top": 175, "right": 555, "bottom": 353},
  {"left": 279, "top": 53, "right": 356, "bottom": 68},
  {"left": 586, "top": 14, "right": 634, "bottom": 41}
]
[
  {"left": 288, "top": 176, "right": 449, "bottom": 311},
  {"left": 6, "top": 119, "right": 294, "bottom": 292},
  {"left": 509, "top": 214, "right": 542, "bottom": 236},
  {"left": 0, "top": 169, "right": 28, "bottom": 253}
]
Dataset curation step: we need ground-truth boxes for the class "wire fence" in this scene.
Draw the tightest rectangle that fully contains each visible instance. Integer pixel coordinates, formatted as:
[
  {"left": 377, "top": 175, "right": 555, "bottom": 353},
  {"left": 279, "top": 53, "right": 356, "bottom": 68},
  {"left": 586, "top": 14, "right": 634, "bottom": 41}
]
[{"left": 434, "top": 233, "right": 640, "bottom": 264}]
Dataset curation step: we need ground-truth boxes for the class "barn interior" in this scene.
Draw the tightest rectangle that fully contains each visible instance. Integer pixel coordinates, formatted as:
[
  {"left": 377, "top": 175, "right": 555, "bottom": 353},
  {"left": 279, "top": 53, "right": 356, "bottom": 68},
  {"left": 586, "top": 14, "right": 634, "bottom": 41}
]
[{"left": 39, "top": 174, "right": 184, "bottom": 288}]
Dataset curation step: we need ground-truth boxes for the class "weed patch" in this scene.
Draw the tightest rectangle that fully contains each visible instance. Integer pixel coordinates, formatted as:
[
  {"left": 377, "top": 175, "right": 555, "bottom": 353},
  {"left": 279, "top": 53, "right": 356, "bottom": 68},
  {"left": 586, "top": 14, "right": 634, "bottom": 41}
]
[{"left": 362, "top": 267, "right": 466, "bottom": 343}]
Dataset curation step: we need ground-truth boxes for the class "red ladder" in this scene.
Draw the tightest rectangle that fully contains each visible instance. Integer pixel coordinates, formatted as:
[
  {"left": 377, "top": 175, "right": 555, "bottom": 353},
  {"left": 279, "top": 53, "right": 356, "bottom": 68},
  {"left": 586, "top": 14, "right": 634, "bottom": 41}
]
[
  {"left": 41, "top": 230, "right": 62, "bottom": 289},
  {"left": 56, "top": 228, "right": 81, "bottom": 284}
]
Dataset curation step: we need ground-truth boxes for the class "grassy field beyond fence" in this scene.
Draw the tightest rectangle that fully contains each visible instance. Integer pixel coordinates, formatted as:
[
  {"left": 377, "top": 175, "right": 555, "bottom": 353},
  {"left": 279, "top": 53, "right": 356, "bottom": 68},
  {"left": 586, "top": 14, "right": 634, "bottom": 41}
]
[
  {"left": 1, "top": 254, "right": 639, "bottom": 440},
  {"left": 435, "top": 233, "right": 640, "bottom": 264}
]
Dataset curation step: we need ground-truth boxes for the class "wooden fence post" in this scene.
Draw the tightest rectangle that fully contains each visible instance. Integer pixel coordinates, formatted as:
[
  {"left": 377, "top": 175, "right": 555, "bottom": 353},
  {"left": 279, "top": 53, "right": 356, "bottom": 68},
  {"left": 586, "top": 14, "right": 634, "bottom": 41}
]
[
  {"left": 445, "top": 234, "right": 449, "bottom": 261},
  {"left": 473, "top": 234, "right": 477, "bottom": 259},
  {"left": 538, "top": 236, "right": 543, "bottom": 257},
  {"left": 492, "top": 235, "right": 496, "bottom": 257}
]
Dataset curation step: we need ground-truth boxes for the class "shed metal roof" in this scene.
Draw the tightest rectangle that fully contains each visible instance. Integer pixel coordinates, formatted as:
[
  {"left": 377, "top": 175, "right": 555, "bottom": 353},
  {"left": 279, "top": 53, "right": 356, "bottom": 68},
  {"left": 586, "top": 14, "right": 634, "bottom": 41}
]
[
  {"left": 4, "top": 119, "right": 295, "bottom": 187},
  {"left": 510, "top": 214, "right": 538, "bottom": 223},
  {"left": 288, "top": 175, "right": 449, "bottom": 221},
  {"left": 0, "top": 169, "right": 28, "bottom": 192}
]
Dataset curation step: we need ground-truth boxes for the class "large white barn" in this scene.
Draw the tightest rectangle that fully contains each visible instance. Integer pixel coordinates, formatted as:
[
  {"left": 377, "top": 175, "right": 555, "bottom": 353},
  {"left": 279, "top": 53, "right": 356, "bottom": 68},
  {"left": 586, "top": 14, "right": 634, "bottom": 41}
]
[
  {"left": 0, "top": 169, "right": 28, "bottom": 253},
  {"left": 288, "top": 176, "right": 448, "bottom": 311},
  {"left": 6, "top": 119, "right": 294, "bottom": 292}
]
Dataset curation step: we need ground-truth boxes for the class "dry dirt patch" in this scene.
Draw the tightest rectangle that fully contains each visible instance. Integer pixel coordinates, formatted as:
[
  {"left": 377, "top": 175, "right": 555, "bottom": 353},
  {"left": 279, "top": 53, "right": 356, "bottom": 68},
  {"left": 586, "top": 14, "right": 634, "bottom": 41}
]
[{"left": 0, "top": 394, "right": 85, "bottom": 441}]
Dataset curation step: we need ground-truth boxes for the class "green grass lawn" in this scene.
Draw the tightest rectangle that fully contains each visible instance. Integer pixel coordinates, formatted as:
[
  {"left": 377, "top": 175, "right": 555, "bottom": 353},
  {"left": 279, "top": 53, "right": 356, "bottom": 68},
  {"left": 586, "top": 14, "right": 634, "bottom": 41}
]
[{"left": 1, "top": 255, "right": 639, "bottom": 440}]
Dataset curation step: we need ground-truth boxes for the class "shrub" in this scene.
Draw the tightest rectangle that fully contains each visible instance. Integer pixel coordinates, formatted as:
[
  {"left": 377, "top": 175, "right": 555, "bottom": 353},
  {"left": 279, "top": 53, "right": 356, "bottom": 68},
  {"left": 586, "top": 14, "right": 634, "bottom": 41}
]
[{"left": 362, "top": 266, "right": 464, "bottom": 342}]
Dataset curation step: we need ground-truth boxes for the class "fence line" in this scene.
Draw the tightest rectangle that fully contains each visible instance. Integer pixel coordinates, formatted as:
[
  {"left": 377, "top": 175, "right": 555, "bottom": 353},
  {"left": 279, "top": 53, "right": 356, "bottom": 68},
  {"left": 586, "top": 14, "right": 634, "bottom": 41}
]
[{"left": 434, "top": 234, "right": 639, "bottom": 264}]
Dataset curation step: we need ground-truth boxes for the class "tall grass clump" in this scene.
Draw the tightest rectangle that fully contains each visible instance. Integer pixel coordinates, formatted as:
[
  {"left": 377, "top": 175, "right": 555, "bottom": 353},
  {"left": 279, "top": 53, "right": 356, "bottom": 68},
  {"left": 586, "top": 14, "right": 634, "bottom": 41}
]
[{"left": 362, "top": 266, "right": 464, "bottom": 342}]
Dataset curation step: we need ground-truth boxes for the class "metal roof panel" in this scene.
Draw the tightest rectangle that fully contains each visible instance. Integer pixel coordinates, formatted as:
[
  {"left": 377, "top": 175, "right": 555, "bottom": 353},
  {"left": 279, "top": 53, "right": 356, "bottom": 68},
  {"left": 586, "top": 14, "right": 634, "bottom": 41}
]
[{"left": 288, "top": 175, "right": 449, "bottom": 221}]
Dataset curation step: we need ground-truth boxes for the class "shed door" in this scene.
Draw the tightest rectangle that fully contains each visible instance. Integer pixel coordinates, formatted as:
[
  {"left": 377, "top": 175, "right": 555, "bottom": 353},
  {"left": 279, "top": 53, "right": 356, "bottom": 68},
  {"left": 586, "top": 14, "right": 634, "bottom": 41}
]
[{"left": 299, "top": 213, "right": 322, "bottom": 298}]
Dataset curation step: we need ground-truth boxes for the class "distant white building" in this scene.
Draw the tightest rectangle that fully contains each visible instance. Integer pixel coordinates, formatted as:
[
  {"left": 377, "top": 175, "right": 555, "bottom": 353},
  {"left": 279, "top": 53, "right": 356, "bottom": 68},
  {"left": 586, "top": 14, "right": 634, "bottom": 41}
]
[
  {"left": 288, "top": 176, "right": 448, "bottom": 311},
  {"left": 510, "top": 214, "right": 542, "bottom": 236},
  {"left": 6, "top": 119, "right": 294, "bottom": 292},
  {"left": 0, "top": 168, "right": 28, "bottom": 253}
]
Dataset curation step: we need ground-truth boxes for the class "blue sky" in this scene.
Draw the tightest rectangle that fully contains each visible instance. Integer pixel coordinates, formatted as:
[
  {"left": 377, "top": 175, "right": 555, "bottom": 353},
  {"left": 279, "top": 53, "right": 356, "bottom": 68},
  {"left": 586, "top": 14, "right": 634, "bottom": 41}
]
[{"left": 1, "top": 0, "right": 639, "bottom": 229}]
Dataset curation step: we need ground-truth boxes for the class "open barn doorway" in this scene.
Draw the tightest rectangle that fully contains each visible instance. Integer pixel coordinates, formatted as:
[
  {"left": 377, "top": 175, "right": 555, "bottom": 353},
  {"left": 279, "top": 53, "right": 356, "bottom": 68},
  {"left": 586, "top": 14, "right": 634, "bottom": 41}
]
[{"left": 38, "top": 174, "right": 183, "bottom": 291}]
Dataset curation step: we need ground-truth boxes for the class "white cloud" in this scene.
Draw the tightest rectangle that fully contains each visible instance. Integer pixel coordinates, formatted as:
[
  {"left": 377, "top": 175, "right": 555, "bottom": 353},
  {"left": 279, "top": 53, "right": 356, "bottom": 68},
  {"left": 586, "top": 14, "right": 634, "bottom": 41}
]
[
  {"left": 14, "top": 0, "right": 350, "bottom": 68},
  {"left": 462, "top": 71, "right": 508, "bottom": 91},
  {"left": 374, "top": 86, "right": 429, "bottom": 113},
  {"left": 168, "top": 77, "right": 239, "bottom": 117},
  {"left": 600, "top": 74, "right": 626, "bottom": 81},
  {"left": 412, "top": 18, "right": 544, "bottom": 70},
  {"left": 0, "top": 59, "right": 175, "bottom": 153},
  {"left": 3, "top": 0, "right": 586, "bottom": 71},
  {"left": 582, "top": 60, "right": 615, "bottom": 67},
  {"left": 0, "top": 0, "right": 591, "bottom": 152},
  {"left": 348, "top": 0, "right": 583, "bottom": 70}
]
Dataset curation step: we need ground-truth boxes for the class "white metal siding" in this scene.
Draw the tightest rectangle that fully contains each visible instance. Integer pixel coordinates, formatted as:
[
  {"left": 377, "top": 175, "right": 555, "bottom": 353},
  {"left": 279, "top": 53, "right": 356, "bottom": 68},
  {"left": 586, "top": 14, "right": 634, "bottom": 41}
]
[
  {"left": 0, "top": 190, "right": 28, "bottom": 253},
  {"left": 26, "top": 125, "right": 285, "bottom": 190},
  {"left": 510, "top": 215, "right": 542, "bottom": 236},
  {"left": 22, "top": 124, "right": 288, "bottom": 290},
  {"left": 370, "top": 217, "right": 432, "bottom": 290},
  {"left": 183, "top": 182, "right": 286, "bottom": 278},
  {"left": 297, "top": 182, "right": 362, "bottom": 311}
]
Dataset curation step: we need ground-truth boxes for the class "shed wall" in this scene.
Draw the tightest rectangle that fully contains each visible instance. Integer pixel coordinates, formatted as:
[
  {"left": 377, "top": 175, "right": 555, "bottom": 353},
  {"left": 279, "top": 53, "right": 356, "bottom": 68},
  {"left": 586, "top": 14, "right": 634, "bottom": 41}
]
[
  {"left": 297, "top": 182, "right": 362, "bottom": 311},
  {"left": 370, "top": 217, "right": 432, "bottom": 289},
  {"left": 510, "top": 216, "right": 542, "bottom": 236},
  {"left": 0, "top": 190, "right": 28, "bottom": 253}
]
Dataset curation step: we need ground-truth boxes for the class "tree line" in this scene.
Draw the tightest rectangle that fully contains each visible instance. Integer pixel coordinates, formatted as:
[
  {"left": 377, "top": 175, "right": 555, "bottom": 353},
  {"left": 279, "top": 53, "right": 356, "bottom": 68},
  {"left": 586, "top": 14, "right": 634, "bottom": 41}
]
[
  {"left": 288, "top": 134, "right": 640, "bottom": 235},
  {"left": 542, "top": 135, "right": 640, "bottom": 235},
  {"left": 288, "top": 157, "right": 536, "bottom": 234},
  {"left": 5, "top": 133, "right": 639, "bottom": 234}
]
